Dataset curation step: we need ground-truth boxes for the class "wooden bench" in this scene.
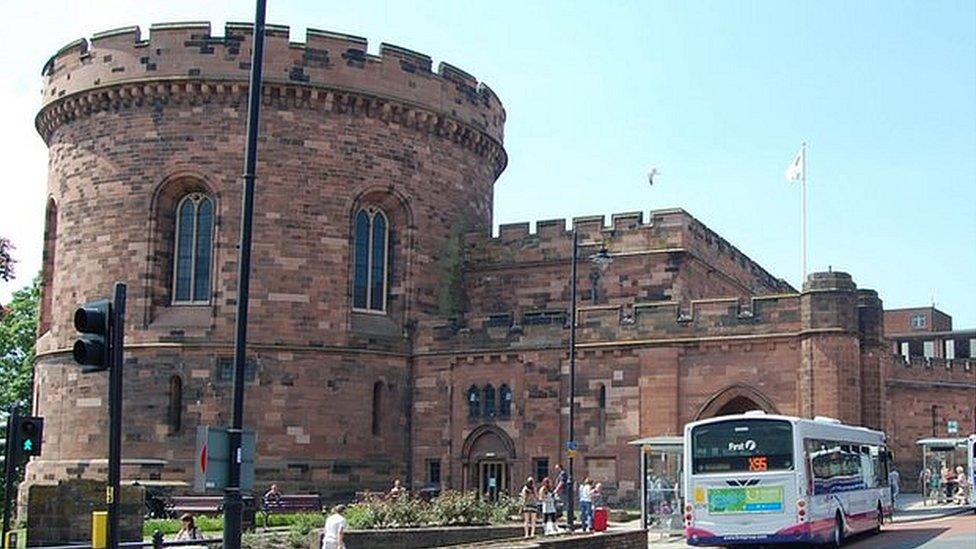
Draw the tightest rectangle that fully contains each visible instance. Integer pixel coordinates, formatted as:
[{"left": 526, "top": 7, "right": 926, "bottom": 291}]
[
  {"left": 262, "top": 494, "right": 323, "bottom": 514},
  {"left": 169, "top": 496, "right": 224, "bottom": 515}
]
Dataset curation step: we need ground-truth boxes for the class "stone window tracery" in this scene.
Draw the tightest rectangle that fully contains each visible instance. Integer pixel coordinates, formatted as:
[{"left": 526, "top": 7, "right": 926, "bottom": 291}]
[
  {"left": 172, "top": 193, "right": 214, "bottom": 304},
  {"left": 353, "top": 206, "right": 389, "bottom": 312},
  {"left": 483, "top": 384, "right": 496, "bottom": 418}
]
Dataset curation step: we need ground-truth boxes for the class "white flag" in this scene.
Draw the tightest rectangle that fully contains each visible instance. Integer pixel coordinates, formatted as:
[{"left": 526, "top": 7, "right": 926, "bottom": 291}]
[{"left": 785, "top": 147, "right": 804, "bottom": 182}]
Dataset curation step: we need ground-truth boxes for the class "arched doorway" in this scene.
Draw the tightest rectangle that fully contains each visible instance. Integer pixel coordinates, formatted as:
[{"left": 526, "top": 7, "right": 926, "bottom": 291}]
[
  {"left": 461, "top": 425, "right": 516, "bottom": 501},
  {"left": 695, "top": 384, "right": 779, "bottom": 420}
]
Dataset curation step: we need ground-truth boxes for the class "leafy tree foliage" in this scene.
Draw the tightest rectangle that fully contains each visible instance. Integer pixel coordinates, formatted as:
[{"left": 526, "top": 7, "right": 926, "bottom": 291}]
[{"left": 0, "top": 277, "right": 38, "bottom": 409}]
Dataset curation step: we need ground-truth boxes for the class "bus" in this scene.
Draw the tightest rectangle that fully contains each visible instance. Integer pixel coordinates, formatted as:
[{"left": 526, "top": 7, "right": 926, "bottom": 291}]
[
  {"left": 683, "top": 412, "right": 893, "bottom": 546},
  {"left": 969, "top": 434, "right": 976, "bottom": 513}
]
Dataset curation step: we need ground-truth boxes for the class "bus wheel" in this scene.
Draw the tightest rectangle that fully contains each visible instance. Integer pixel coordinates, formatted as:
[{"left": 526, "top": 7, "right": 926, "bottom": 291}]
[{"left": 831, "top": 513, "right": 845, "bottom": 547}]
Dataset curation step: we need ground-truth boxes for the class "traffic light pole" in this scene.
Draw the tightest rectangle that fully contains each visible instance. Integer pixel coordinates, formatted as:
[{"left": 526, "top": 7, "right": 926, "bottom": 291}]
[
  {"left": 107, "top": 283, "right": 126, "bottom": 549},
  {"left": 224, "top": 2, "right": 266, "bottom": 548},
  {"left": 2, "top": 405, "right": 19, "bottom": 543}
]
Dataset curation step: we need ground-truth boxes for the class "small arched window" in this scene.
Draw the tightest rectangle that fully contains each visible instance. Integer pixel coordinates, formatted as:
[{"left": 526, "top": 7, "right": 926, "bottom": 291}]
[
  {"left": 173, "top": 193, "right": 214, "bottom": 304},
  {"left": 597, "top": 384, "right": 607, "bottom": 439},
  {"left": 499, "top": 384, "right": 513, "bottom": 418},
  {"left": 353, "top": 207, "right": 389, "bottom": 312},
  {"left": 483, "top": 384, "right": 496, "bottom": 419},
  {"left": 467, "top": 385, "right": 480, "bottom": 419},
  {"left": 39, "top": 199, "right": 58, "bottom": 333},
  {"left": 372, "top": 381, "right": 383, "bottom": 436},
  {"left": 168, "top": 375, "right": 183, "bottom": 434}
]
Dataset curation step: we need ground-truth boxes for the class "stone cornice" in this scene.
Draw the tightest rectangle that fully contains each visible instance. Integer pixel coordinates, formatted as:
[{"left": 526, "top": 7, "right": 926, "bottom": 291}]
[{"left": 35, "top": 77, "right": 508, "bottom": 178}]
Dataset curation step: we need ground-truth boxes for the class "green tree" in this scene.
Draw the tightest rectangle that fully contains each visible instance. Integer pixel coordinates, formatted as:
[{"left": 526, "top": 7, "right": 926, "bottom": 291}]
[{"left": 0, "top": 277, "right": 38, "bottom": 409}]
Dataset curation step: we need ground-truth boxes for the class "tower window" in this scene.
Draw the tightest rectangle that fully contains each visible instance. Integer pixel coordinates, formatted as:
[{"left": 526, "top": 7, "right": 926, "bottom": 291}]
[
  {"left": 483, "top": 384, "right": 496, "bottom": 419},
  {"left": 172, "top": 193, "right": 214, "bottom": 304},
  {"left": 499, "top": 384, "right": 513, "bottom": 418},
  {"left": 372, "top": 381, "right": 383, "bottom": 436},
  {"left": 167, "top": 375, "right": 183, "bottom": 434},
  {"left": 353, "top": 207, "right": 389, "bottom": 312},
  {"left": 467, "top": 386, "right": 481, "bottom": 418}
]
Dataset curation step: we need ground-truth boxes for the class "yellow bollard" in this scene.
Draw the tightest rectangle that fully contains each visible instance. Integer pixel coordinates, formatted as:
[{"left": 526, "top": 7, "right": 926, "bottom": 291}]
[{"left": 91, "top": 511, "right": 108, "bottom": 549}]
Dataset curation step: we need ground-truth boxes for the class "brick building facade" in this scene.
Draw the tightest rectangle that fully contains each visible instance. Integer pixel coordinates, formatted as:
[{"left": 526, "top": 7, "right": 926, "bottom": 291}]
[{"left": 27, "top": 22, "right": 974, "bottom": 504}]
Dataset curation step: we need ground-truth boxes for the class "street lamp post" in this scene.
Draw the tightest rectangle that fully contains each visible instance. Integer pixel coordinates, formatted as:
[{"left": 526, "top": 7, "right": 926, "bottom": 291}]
[{"left": 567, "top": 229, "right": 613, "bottom": 532}]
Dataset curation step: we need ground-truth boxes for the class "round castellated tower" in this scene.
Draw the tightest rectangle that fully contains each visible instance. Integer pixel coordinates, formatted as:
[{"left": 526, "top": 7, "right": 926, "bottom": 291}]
[{"left": 30, "top": 22, "right": 506, "bottom": 494}]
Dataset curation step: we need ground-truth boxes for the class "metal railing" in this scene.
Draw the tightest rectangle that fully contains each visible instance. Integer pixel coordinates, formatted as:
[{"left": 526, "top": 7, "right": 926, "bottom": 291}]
[{"left": 28, "top": 531, "right": 223, "bottom": 549}]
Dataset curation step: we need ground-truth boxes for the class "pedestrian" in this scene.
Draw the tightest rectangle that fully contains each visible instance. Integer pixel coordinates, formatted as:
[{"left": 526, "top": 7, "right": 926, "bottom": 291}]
[
  {"left": 539, "top": 477, "right": 558, "bottom": 535},
  {"left": 919, "top": 468, "right": 931, "bottom": 505},
  {"left": 953, "top": 466, "right": 969, "bottom": 505},
  {"left": 888, "top": 468, "right": 900, "bottom": 506},
  {"left": 389, "top": 478, "right": 407, "bottom": 499},
  {"left": 321, "top": 504, "right": 348, "bottom": 549},
  {"left": 579, "top": 477, "right": 593, "bottom": 532},
  {"left": 520, "top": 477, "right": 538, "bottom": 538},
  {"left": 941, "top": 465, "right": 954, "bottom": 502},
  {"left": 553, "top": 463, "right": 568, "bottom": 522},
  {"left": 591, "top": 482, "right": 604, "bottom": 508},
  {"left": 175, "top": 513, "right": 204, "bottom": 542},
  {"left": 263, "top": 483, "right": 283, "bottom": 510}
]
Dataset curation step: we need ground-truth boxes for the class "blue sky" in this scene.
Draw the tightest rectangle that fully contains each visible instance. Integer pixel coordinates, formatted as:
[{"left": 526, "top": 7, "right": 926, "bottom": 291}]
[{"left": 1, "top": 1, "right": 974, "bottom": 326}]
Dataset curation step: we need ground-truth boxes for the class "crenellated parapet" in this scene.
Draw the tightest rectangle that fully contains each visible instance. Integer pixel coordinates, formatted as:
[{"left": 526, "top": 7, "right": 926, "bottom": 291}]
[
  {"left": 468, "top": 208, "right": 794, "bottom": 295},
  {"left": 36, "top": 22, "right": 506, "bottom": 172},
  {"left": 414, "top": 292, "right": 807, "bottom": 353}
]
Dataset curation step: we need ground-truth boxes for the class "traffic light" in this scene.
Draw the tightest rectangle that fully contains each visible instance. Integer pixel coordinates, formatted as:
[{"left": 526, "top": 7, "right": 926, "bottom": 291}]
[
  {"left": 73, "top": 300, "right": 111, "bottom": 373},
  {"left": 13, "top": 417, "right": 42, "bottom": 460}
]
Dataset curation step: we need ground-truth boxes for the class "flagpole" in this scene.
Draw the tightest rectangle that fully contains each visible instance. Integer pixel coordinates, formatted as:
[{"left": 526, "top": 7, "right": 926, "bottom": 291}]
[{"left": 801, "top": 141, "right": 807, "bottom": 281}]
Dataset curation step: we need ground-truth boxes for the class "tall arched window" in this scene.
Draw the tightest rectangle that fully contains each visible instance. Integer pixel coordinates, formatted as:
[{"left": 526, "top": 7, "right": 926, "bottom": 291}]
[
  {"left": 372, "top": 381, "right": 383, "bottom": 436},
  {"left": 353, "top": 207, "right": 389, "bottom": 312},
  {"left": 173, "top": 193, "right": 214, "bottom": 304},
  {"left": 39, "top": 198, "right": 58, "bottom": 333},
  {"left": 467, "top": 386, "right": 480, "bottom": 418},
  {"left": 167, "top": 375, "right": 183, "bottom": 434},
  {"left": 483, "top": 384, "right": 496, "bottom": 419},
  {"left": 499, "top": 384, "right": 512, "bottom": 418}
]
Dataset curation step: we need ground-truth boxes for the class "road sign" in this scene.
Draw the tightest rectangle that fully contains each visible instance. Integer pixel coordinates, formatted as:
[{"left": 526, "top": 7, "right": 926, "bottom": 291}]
[
  {"left": 567, "top": 449, "right": 579, "bottom": 459},
  {"left": 194, "top": 426, "right": 256, "bottom": 492},
  {"left": 947, "top": 420, "right": 959, "bottom": 435},
  {"left": 566, "top": 441, "right": 579, "bottom": 451}
]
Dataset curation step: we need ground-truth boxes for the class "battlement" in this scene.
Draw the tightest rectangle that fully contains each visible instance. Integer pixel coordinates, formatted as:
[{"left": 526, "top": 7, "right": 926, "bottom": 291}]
[
  {"left": 416, "top": 293, "right": 805, "bottom": 353},
  {"left": 39, "top": 22, "right": 504, "bottom": 142},
  {"left": 474, "top": 208, "right": 794, "bottom": 294}
]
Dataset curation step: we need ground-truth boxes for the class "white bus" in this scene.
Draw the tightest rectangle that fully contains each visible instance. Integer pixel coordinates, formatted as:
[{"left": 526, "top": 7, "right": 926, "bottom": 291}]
[
  {"left": 969, "top": 434, "right": 976, "bottom": 513},
  {"left": 683, "top": 412, "right": 893, "bottom": 546}
]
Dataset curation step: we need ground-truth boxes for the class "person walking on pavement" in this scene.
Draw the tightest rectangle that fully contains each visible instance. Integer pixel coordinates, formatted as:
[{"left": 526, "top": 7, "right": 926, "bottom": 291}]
[
  {"left": 322, "top": 504, "right": 348, "bottom": 549},
  {"left": 579, "top": 477, "right": 594, "bottom": 532},
  {"left": 888, "top": 468, "right": 900, "bottom": 506},
  {"left": 520, "top": 477, "right": 538, "bottom": 538}
]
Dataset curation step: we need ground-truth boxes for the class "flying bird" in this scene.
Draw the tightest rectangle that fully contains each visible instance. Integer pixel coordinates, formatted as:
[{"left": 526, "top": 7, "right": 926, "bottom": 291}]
[{"left": 648, "top": 167, "right": 661, "bottom": 186}]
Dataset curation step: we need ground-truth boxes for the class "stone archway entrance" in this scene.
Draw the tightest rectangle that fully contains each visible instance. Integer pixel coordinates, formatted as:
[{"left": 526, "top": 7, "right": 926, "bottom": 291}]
[
  {"left": 461, "top": 425, "right": 516, "bottom": 501},
  {"left": 695, "top": 384, "right": 779, "bottom": 420}
]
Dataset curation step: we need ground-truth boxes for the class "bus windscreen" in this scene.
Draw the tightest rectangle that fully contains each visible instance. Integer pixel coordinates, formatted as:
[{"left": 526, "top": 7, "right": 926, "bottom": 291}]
[{"left": 692, "top": 419, "right": 794, "bottom": 474}]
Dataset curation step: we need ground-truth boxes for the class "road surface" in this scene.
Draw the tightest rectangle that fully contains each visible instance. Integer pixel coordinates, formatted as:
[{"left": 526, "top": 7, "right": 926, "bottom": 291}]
[{"left": 846, "top": 512, "right": 975, "bottom": 548}]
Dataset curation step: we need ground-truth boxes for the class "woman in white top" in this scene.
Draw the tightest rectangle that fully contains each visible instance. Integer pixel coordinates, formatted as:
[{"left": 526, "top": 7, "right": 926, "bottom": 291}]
[
  {"left": 539, "top": 477, "right": 558, "bottom": 535},
  {"left": 322, "top": 505, "right": 348, "bottom": 549}
]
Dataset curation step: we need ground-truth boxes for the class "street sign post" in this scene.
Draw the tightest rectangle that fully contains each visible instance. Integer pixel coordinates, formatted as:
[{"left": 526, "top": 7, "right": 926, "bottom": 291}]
[
  {"left": 195, "top": 426, "right": 256, "bottom": 492},
  {"left": 948, "top": 420, "right": 959, "bottom": 435}
]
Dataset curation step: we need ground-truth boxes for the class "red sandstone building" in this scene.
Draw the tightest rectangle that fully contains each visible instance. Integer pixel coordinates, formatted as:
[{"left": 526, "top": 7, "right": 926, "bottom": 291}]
[{"left": 27, "top": 23, "right": 975, "bottom": 504}]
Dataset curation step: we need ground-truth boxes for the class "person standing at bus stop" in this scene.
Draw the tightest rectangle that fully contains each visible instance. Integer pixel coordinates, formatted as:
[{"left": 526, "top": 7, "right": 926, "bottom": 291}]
[{"left": 888, "top": 468, "right": 900, "bottom": 506}]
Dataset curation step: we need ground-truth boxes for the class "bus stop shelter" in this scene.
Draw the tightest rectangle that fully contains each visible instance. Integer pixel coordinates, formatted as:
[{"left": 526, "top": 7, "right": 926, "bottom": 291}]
[
  {"left": 916, "top": 436, "right": 972, "bottom": 503},
  {"left": 629, "top": 436, "right": 683, "bottom": 533}
]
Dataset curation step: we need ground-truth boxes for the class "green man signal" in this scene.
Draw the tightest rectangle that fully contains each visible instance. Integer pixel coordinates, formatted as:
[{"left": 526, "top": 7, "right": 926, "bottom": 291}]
[{"left": 13, "top": 416, "right": 43, "bottom": 461}]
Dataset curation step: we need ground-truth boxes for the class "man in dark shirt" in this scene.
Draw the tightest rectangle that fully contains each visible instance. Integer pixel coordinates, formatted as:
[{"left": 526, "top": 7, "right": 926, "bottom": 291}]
[{"left": 554, "top": 464, "right": 569, "bottom": 520}]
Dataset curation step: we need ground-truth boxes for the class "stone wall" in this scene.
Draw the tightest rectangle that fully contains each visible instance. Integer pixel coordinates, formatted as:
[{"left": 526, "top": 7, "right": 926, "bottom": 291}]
[
  {"left": 23, "top": 480, "right": 143, "bottom": 545},
  {"left": 309, "top": 525, "right": 524, "bottom": 549}
]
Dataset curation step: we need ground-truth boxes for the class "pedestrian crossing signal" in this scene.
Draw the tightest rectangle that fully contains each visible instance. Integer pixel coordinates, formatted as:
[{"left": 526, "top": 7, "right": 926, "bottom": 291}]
[{"left": 15, "top": 416, "right": 43, "bottom": 459}]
